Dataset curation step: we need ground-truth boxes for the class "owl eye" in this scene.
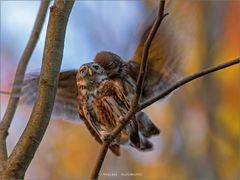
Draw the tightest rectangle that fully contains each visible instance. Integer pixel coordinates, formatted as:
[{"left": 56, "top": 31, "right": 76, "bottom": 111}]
[
  {"left": 92, "top": 64, "right": 100, "bottom": 70},
  {"left": 79, "top": 67, "right": 86, "bottom": 74},
  {"left": 107, "top": 61, "right": 114, "bottom": 67}
]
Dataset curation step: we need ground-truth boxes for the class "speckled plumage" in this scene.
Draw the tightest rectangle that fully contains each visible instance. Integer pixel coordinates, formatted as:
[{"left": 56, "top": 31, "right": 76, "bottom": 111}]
[{"left": 76, "top": 63, "right": 159, "bottom": 156}]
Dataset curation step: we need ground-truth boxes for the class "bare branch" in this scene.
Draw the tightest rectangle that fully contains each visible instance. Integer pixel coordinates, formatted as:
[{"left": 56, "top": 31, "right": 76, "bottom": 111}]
[
  {"left": 139, "top": 57, "right": 240, "bottom": 110},
  {"left": 90, "top": 1, "right": 167, "bottom": 179},
  {"left": 1, "top": 1, "right": 75, "bottom": 179},
  {"left": 0, "top": 0, "right": 50, "bottom": 169}
]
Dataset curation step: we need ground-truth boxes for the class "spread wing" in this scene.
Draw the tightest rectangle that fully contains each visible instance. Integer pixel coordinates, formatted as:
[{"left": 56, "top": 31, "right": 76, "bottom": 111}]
[
  {"left": 21, "top": 70, "right": 80, "bottom": 122},
  {"left": 130, "top": 18, "right": 180, "bottom": 101}
]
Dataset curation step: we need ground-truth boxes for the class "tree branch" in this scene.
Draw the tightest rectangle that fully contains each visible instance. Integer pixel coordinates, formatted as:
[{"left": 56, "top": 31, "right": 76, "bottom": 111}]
[
  {"left": 139, "top": 57, "right": 240, "bottom": 111},
  {"left": 0, "top": 0, "right": 74, "bottom": 179},
  {"left": 0, "top": 0, "right": 50, "bottom": 170},
  {"left": 90, "top": 1, "right": 167, "bottom": 179},
  {"left": 0, "top": 91, "right": 11, "bottom": 95}
]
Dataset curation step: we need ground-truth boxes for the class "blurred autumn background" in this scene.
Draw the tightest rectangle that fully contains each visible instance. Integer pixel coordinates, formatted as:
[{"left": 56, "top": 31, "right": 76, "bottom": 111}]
[{"left": 0, "top": 1, "right": 239, "bottom": 179}]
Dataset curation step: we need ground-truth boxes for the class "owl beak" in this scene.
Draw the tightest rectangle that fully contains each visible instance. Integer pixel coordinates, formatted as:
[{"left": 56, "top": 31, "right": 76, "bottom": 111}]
[{"left": 88, "top": 68, "right": 93, "bottom": 76}]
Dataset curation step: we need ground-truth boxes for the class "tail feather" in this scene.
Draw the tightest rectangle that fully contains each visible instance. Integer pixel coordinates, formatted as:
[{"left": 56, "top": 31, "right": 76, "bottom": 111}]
[
  {"left": 128, "top": 118, "right": 156, "bottom": 151},
  {"left": 129, "top": 120, "right": 141, "bottom": 149},
  {"left": 139, "top": 134, "right": 153, "bottom": 151},
  {"left": 136, "top": 112, "right": 160, "bottom": 138}
]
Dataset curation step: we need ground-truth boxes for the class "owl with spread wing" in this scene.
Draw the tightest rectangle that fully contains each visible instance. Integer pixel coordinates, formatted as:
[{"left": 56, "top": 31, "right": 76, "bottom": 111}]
[
  {"left": 76, "top": 62, "right": 159, "bottom": 156},
  {"left": 20, "top": 19, "right": 180, "bottom": 121},
  {"left": 18, "top": 10, "right": 184, "bottom": 156}
]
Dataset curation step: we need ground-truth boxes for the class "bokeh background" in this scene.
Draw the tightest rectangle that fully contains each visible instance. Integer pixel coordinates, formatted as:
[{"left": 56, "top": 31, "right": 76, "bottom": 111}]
[{"left": 1, "top": 1, "right": 239, "bottom": 179}]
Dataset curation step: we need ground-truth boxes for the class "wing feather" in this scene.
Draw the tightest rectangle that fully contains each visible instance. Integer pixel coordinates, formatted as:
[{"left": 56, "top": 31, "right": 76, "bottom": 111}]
[
  {"left": 21, "top": 70, "right": 80, "bottom": 122},
  {"left": 130, "top": 17, "right": 180, "bottom": 101}
]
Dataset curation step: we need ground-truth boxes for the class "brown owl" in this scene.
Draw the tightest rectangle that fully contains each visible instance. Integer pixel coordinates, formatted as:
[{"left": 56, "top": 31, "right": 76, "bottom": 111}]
[
  {"left": 20, "top": 19, "right": 180, "bottom": 120},
  {"left": 94, "top": 20, "right": 180, "bottom": 102},
  {"left": 76, "top": 62, "right": 159, "bottom": 156}
]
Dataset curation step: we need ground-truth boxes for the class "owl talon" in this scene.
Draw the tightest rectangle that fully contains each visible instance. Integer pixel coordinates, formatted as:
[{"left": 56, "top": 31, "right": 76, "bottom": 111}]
[{"left": 103, "top": 134, "right": 114, "bottom": 142}]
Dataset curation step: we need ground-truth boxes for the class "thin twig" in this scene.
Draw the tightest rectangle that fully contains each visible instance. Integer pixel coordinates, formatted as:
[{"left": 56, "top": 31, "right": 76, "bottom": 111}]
[
  {"left": 139, "top": 57, "right": 240, "bottom": 111},
  {"left": 1, "top": 1, "right": 75, "bottom": 179},
  {"left": 90, "top": 1, "right": 167, "bottom": 179},
  {"left": 0, "top": 0, "right": 50, "bottom": 169}
]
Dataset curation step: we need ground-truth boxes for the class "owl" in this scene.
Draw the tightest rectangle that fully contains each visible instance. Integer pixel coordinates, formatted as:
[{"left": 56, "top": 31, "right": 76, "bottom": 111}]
[
  {"left": 76, "top": 62, "right": 159, "bottom": 156},
  {"left": 94, "top": 20, "right": 180, "bottom": 102},
  {"left": 20, "top": 18, "right": 180, "bottom": 121},
  {"left": 19, "top": 12, "right": 183, "bottom": 154}
]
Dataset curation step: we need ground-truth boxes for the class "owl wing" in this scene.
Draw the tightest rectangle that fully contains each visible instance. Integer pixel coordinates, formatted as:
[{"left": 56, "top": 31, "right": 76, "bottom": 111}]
[
  {"left": 21, "top": 70, "right": 80, "bottom": 122},
  {"left": 99, "top": 81, "right": 130, "bottom": 115},
  {"left": 129, "top": 18, "right": 180, "bottom": 101},
  {"left": 95, "top": 81, "right": 130, "bottom": 142},
  {"left": 78, "top": 105, "right": 102, "bottom": 144}
]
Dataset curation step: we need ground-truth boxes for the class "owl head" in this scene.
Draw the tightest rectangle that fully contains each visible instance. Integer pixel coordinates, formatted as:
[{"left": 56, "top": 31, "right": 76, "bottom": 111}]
[
  {"left": 94, "top": 51, "right": 124, "bottom": 77},
  {"left": 76, "top": 62, "right": 107, "bottom": 87}
]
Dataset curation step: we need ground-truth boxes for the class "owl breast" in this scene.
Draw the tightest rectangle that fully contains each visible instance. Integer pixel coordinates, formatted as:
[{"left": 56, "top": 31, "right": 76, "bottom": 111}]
[{"left": 77, "top": 77, "right": 131, "bottom": 145}]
